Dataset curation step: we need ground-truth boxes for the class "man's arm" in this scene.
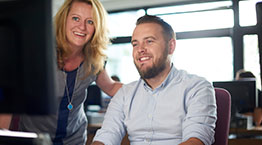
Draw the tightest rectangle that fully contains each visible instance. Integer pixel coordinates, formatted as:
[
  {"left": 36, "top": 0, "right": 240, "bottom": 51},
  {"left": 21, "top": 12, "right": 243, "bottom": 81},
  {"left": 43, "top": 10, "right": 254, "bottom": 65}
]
[
  {"left": 91, "top": 87, "right": 126, "bottom": 144},
  {"left": 182, "top": 80, "right": 217, "bottom": 145},
  {"left": 179, "top": 137, "right": 204, "bottom": 145}
]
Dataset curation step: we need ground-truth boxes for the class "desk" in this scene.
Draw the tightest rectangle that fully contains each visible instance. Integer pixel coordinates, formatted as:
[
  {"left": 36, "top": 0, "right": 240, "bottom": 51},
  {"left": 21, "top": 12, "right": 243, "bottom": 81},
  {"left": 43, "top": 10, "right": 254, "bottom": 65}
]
[
  {"left": 228, "top": 138, "right": 262, "bottom": 145},
  {"left": 86, "top": 112, "right": 262, "bottom": 145},
  {"left": 229, "top": 127, "right": 262, "bottom": 145},
  {"left": 230, "top": 126, "right": 262, "bottom": 136}
]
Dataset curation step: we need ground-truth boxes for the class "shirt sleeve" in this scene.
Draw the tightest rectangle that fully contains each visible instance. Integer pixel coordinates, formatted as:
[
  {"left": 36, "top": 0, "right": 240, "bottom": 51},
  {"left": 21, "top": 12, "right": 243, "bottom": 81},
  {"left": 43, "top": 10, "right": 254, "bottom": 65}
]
[
  {"left": 93, "top": 88, "right": 126, "bottom": 145},
  {"left": 182, "top": 79, "right": 217, "bottom": 145}
]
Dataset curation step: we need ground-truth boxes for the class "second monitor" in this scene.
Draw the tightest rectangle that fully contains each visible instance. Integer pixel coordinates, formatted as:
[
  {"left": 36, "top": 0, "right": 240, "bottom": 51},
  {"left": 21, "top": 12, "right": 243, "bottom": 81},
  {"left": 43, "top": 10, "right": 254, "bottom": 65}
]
[{"left": 213, "top": 80, "right": 258, "bottom": 115}]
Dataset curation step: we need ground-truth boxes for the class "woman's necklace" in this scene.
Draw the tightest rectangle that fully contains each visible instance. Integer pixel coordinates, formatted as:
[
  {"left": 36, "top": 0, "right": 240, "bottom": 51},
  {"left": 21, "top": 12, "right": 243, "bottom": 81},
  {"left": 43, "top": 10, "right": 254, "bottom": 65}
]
[{"left": 63, "top": 66, "right": 79, "bottom": 111}]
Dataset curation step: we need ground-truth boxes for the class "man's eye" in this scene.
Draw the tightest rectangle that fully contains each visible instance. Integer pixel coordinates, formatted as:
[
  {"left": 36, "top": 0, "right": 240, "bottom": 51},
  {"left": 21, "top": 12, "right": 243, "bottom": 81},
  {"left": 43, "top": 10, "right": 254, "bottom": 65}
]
[
  {"left": 87, "top": 20, "right": 94, "bottom": 25},
  {"left": 147, "top": 40, "right": 153, "bottom": 43},
  {"left": 132, "top": 43, "right": 138, "bottom": 47},
  {"left": 72, "top": 17, "right": 79, "bottom": 22}
]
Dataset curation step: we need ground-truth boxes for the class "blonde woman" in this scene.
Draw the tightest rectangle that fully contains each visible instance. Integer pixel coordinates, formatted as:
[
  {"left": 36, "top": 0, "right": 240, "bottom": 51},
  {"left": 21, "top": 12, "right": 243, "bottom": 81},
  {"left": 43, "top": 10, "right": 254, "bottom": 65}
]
[{"left": 1, "top": 0, "right": 122, "bottom": 145}]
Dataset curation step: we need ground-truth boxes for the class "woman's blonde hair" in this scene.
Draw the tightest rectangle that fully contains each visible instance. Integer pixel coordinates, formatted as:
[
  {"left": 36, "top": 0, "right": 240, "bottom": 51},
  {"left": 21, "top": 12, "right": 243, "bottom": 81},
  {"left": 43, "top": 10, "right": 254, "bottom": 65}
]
[{"left": 55, "top": 0, "right": 110, "bottom": 77}]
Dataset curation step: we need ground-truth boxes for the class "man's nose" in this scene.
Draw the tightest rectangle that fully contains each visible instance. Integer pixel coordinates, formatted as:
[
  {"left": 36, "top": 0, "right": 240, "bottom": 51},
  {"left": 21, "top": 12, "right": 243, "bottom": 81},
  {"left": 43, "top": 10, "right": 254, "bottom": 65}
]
[{"left": 138, "top": 42, "right": 146, "bottom": 53}]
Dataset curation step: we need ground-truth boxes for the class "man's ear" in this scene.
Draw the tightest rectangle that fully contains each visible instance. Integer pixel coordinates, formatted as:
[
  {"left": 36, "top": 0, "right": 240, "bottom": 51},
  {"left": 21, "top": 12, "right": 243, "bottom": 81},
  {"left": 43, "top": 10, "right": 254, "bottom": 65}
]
[{"left": 168, "top": 38, "right": 176, "bottom": 54}]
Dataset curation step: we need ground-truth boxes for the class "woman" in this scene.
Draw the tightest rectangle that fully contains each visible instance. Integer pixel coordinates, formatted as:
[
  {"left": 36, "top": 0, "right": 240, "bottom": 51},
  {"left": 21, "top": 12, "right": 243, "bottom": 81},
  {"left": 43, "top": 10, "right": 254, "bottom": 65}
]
[{"left": 1, "top": 0, "right": 122, "bottom": 145}]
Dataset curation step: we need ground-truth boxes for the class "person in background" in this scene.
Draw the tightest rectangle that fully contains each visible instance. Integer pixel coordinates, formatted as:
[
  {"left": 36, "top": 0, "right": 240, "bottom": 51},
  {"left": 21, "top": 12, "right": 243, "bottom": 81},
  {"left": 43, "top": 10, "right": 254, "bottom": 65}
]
[
  {"left": 0, "top": 0, "right": 122, "bottom": 145},
  {"left": 235, "top": 69, "right": 262, "bottom": 127},
  {"left": 235, "top": 69, "right": 257, "bottom": 81},
  {"left": 92, "top": 15, "right": 216, "bottom": 145}
]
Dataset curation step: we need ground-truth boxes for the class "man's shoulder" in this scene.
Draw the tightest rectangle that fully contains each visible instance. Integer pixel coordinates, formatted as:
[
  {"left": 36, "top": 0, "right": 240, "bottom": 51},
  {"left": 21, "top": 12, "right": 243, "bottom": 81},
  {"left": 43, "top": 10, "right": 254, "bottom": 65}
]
[
  {"left": 113, "top": 80, "right": 141, "bottom": 100},
  {"left": 173, "top": 68, "right": 212, "bottom": 89},
  {"left": 122, "top": 80, "right": 140, "bottom": 90},
  {"left": 175, "top": 69, "right": 208, "bottom": 82}
]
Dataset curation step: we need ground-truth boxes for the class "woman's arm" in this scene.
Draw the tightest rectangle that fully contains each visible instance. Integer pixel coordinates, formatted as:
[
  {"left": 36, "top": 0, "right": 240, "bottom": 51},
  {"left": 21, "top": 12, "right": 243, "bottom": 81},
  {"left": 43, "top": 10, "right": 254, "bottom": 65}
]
[
  {"left": 0, "top": 114, "right": 12, "bottom": 129},
  {"left": 96, "top": 69, "right": 122, "bottom": 97}
]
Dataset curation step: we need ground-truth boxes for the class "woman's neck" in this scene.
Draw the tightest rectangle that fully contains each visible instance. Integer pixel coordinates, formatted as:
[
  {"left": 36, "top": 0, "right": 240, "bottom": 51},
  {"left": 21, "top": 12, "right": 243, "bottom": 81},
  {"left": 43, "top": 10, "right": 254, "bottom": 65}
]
[{"left": 63, "top": 51, "right": 84, "bottom": 71}]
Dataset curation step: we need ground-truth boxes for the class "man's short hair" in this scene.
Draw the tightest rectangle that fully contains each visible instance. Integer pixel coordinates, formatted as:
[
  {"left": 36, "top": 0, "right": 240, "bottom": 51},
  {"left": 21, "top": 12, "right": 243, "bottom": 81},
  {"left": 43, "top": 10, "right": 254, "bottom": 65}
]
[{"left": 136, "top": 15, "right": 176, "bottom": 41}]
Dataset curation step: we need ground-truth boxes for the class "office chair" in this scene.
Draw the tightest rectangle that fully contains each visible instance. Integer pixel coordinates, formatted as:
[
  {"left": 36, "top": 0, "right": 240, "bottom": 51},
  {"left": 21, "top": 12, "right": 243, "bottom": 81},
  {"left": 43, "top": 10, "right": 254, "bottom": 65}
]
[
  {"left": 212, "top": 88, "right": 231, "bottom": 145},
  {"left": 9, "top": 115, "right": 20, "bottom": 131}
]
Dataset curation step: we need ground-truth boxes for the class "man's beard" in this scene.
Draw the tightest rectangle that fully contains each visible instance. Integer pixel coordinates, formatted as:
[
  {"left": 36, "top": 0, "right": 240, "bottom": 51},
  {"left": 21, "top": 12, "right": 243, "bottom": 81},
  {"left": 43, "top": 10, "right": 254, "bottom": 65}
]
[{"left": 135, "top": 47, "right": 168, "bottom": 79}]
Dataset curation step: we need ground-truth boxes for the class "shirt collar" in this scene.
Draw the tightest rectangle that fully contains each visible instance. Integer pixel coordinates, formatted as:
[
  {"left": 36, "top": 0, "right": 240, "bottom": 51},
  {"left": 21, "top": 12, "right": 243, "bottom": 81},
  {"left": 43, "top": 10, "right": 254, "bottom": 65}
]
[{"left": 142, "top": 63, "right": 176, "bottom": 92}]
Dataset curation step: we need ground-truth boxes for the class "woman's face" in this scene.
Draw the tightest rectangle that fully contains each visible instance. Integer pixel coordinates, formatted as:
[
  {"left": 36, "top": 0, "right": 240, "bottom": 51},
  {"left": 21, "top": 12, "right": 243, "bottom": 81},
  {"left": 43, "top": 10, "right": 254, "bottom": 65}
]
[{"left": 66, "top": 1, "right": 95, "bottom": 50}]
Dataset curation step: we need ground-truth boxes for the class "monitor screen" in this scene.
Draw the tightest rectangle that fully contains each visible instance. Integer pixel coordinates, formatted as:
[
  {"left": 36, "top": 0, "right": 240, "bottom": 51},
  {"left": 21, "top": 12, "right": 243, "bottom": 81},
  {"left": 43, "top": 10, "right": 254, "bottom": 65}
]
[
  {"left": 0, "top": 0, "right": 57, "bottom": 115},
  {"left": 213, "top": 81, "right": 258, "bottom": 114},
  {"left": 257, "top": 2, "right": 262, "bottom": 93}
]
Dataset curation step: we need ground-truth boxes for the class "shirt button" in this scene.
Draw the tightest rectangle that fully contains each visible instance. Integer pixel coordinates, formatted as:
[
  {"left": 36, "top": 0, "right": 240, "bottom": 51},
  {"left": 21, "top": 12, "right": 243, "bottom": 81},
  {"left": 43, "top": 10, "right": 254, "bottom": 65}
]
[
  {"left": 144, "top": 138, "right": 151, "bottom": 142},
  {"left": 148, "top": 114, "right": 152, "bottom": 118}
]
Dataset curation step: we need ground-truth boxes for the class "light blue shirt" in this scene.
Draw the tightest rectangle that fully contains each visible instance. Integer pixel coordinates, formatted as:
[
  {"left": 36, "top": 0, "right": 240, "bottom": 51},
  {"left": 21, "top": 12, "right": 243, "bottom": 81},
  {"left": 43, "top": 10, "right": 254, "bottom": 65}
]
[{"left": 94, "top": 66, "right": 217, "bottom": 145}]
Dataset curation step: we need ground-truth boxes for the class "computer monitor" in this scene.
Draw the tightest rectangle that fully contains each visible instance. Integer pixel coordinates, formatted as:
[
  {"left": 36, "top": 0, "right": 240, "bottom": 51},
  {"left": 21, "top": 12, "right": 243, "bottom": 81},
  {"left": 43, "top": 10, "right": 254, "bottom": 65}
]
[
  {"left": 0, "top": 0, "right": 57, "bottom": 115},
  {"left": 257, "top": 2, "right": 262, "bottom": 92},
  {"left": 213, "top": 81, "right": 258, "bottom": 114}
]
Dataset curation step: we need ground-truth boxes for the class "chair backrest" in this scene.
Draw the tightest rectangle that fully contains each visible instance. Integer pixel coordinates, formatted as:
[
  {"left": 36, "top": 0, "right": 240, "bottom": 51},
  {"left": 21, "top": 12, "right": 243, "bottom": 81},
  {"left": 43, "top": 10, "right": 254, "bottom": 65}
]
[
  {"left": 212, "top": 88, "right": 231, "bottom": 145},
  {"left": 84, "top": 85, "right": 102, "bottom": 112},
  {"left": 9, "top": 115, "right": 20, "bottom": 131}
]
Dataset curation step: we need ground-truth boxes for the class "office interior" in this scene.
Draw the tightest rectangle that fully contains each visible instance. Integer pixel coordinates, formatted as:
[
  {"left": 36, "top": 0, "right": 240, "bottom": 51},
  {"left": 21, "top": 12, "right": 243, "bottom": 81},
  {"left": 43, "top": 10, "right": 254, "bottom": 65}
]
[
  {"left": 78, "top": 0, "right": 262, "bottom": 144},
  {"left": 0, "top": 0, "right": 261, "bottom": 145}
]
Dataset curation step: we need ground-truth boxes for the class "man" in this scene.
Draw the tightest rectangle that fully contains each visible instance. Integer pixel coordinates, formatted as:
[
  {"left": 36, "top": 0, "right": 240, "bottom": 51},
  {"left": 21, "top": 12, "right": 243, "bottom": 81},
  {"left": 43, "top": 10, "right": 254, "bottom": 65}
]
[{"left": 92, "top": 15, "right": 217, "bottom": 145}]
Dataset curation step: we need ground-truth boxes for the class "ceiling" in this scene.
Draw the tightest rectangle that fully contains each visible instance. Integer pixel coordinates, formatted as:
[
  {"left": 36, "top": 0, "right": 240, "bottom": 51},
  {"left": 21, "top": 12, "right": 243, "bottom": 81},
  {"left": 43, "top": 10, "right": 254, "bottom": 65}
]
[
  {"left": 100, "top": 0, "right": 191, "bottom": 11},
  {"left": 52, "top": 0, "right": 224, "bottom": 14},
  {"left": 99, "top": 0, "right": 224, "bottom": 11}
]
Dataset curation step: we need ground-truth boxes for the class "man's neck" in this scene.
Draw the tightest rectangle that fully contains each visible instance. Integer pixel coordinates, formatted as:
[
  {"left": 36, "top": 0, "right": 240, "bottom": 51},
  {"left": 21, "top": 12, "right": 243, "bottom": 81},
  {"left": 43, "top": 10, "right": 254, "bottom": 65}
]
[{"left": 145, "top": 63, "right": 172, "bottom": 90}]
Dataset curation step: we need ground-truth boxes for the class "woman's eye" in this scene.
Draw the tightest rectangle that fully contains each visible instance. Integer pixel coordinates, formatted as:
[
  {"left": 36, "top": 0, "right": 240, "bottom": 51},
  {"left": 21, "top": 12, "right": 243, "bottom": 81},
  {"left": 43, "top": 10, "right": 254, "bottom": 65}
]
[
  {"left": 72, "top": 17, "right": 79, "bottom": 22},
  {"left": 87, "top": 20, "right": 94, "bottom": 25}
]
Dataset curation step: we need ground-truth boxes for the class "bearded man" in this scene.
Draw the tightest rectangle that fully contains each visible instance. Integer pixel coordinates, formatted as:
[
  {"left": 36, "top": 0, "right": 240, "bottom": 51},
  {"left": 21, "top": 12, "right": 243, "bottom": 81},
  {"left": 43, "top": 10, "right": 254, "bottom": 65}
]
[{"left": 92, "top": 15, "right": 217, "bottom": 145}]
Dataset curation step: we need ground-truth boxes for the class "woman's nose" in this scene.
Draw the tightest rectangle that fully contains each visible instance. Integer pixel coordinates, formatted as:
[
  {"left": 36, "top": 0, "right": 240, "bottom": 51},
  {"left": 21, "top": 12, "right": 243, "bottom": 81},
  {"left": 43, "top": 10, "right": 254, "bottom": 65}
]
[{"left": 78, "top": 21, "right": 86, "bottom": 30}]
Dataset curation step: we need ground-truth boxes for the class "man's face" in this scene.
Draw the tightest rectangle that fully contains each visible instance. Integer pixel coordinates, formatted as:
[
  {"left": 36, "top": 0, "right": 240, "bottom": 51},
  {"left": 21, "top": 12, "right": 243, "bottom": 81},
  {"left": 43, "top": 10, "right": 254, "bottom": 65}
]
[{"left": 131, "top": 23, "right": 169, "bottom": 79}]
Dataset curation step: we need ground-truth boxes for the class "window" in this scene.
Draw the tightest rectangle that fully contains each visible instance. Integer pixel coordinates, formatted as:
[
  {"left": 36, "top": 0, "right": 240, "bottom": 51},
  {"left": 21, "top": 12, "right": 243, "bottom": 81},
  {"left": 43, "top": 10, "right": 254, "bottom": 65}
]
[
  {"left": 108, "top": 10, "right": 145, "bottom": 37},
  {"left": 105, "top": 43, "right": 139, "bottom": 84},
  {"left": 148, "top": 1, "right": 233, "bottom": 32},
  {"left": 157, "top": 10, "right": 233, "bottom": 32},
  {"left": 239, "top": 0, "right": 262, "bottom": 26},
  {"left": 105, "top": 0, "right": 260, "bottom": 85},
  {"left": 173, "top": 37, "right": 233, "bottom": 82},
  {"left": 244, "top": 35, "right": 261, "bottom": 89}
]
